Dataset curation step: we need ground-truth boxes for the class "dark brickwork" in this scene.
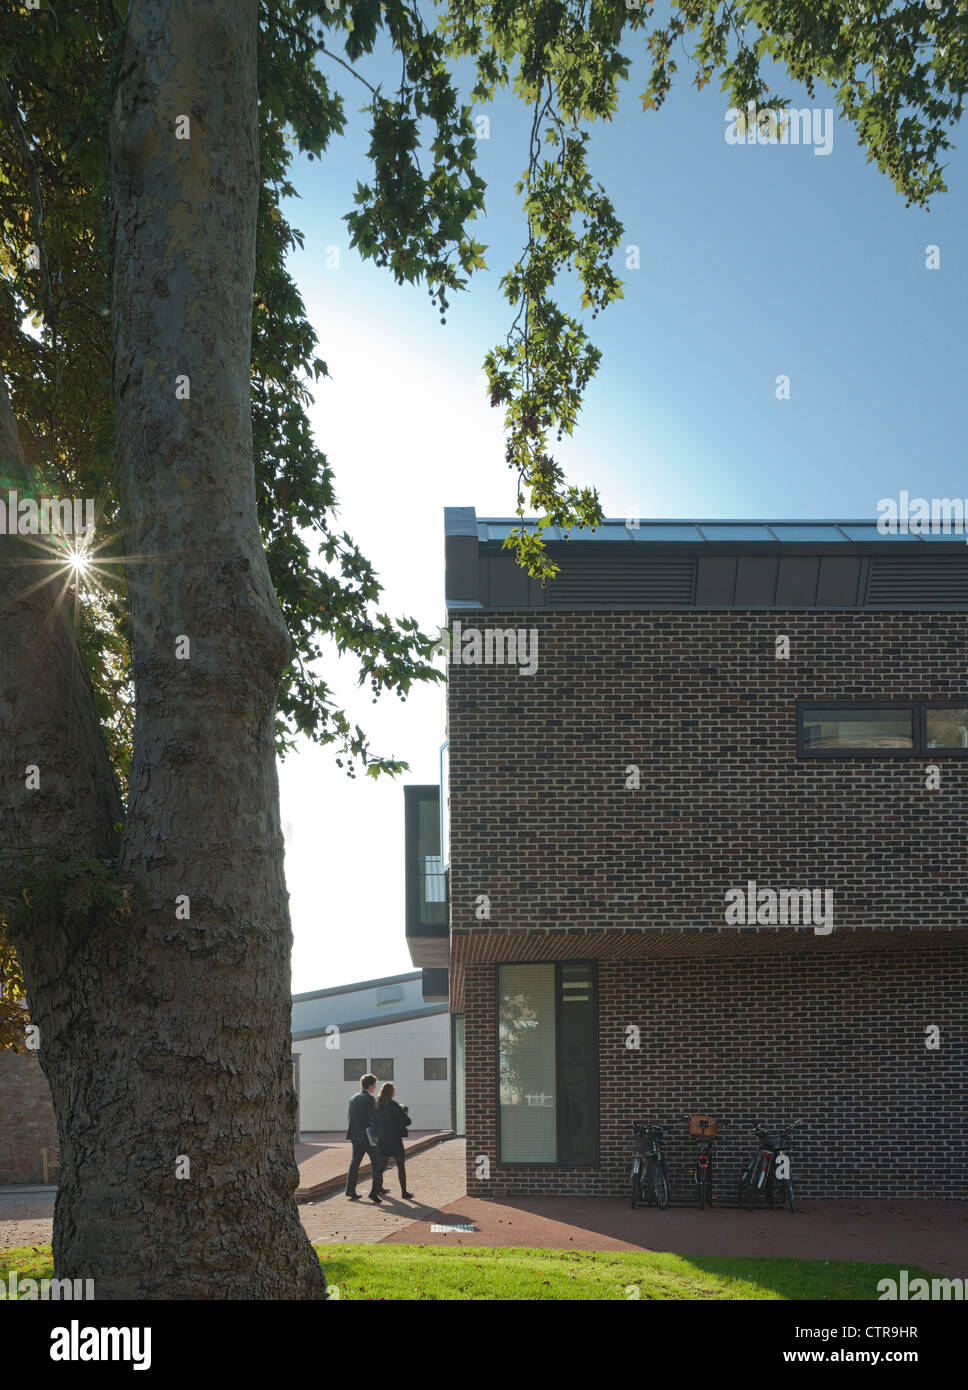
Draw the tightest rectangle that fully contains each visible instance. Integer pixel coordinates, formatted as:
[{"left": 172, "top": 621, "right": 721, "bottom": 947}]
[
  {"left": 449, "top": 611, "right": 968, "bottom": 936},
  {"left": 450, "top": 610, "right": 968, "bottom": 1198},
  {"left": 0, "top": 1047, "right": 57, "bottom": 1184},
  {"left": 464, "top": 946, "right": 968, "bottom": 1199}
]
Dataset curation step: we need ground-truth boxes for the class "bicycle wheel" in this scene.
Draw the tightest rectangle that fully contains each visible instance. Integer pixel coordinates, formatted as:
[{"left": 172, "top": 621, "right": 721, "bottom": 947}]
[
  {"left": 783, "top": 1177, "right": 796, "bottom": 1213},
  {"left": 651, "top": 1162, "right": 670, "bottom": 1210},
  {"left": 630, "top": 1169, "right": 641, "bottom": 1210},
  {"left": 698, "top": 1170, "right": 707, "bottom": 1211},
  {"left": 746, "top": 1163, "right": 762, "bottom": 1212},
  {"left": 736, "top": 1163, "right": 753, "bottom": 1208}
]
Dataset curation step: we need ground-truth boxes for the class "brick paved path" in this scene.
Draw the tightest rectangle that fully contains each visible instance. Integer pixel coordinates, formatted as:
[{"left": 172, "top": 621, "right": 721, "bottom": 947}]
[
  {"left": 295, "top": 1131, "right": 447, "bottom": 1194},
  {"left": 300, "top": 1137, "right": 466, "bottom": 1244},
  {"left": 10, "top": 1146, "right": 959, "bottom": 1271},
  {"left": 0, "top": 1139, "right": 468, "bottom": 1249}
]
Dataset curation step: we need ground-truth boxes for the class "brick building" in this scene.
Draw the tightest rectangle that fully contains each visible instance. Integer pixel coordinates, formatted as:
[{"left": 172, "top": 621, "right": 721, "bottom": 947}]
[
  {"left": 0, "top": 1047, "right": 58, "bottom": 1184},
  {"left": 406, "top": 510, "right": 968, "bottom": 1200}
]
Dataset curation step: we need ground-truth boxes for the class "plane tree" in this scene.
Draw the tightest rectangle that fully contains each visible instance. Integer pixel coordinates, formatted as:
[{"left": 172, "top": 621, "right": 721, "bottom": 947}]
[{"left": 0, "top": 0, "right": 962, "bottom": 1297}]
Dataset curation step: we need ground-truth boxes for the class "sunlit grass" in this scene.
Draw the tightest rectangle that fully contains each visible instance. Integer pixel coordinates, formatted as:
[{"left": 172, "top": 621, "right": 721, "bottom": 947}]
[{"left": 0, "top": 1242, "right": 940, "bottom": 1301}]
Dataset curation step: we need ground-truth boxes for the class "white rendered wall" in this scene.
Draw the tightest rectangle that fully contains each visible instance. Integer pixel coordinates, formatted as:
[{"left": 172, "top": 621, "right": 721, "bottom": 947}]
[{"left": 295, "top": 1012, "right": 451, "bottom": 1133}]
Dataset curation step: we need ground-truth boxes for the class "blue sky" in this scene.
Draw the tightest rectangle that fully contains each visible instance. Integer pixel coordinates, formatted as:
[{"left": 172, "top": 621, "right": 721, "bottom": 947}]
[{"left": 278, "top": 35, "right": 968, "bottom": 993}]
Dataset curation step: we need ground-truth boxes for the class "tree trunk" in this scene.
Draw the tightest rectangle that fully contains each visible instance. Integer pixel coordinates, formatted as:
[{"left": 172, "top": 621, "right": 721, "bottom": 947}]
[{"left": 2, "top": 0, "right": 326, "bottom": 1299}]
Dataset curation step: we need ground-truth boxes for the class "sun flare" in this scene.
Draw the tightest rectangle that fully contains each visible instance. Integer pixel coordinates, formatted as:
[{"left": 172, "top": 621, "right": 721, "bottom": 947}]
[{"left": 68, "top": 547, "right": 91, "bottom": 578}]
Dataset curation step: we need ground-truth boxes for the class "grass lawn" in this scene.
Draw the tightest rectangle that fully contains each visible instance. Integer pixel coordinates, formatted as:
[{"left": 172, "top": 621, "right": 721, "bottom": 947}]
[{"left": 0, "top": 1243, "right": 937, "bottom": 1300}]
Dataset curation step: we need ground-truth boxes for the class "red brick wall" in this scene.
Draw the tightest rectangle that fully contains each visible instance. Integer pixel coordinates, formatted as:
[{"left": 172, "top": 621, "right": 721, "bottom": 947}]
[
  {"left": 0, "top": 1048, "right": 58, "bottom": 1184},
  {"left": 464, "top": 945, "right": 968, "bottom": 1199}
]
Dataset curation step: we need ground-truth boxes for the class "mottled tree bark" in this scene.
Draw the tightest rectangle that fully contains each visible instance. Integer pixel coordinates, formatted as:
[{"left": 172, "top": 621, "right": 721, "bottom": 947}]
[
  {"left": 1, "top": 0, "right": 325, "bottom": 1299},
  {"left": 0, "top": 379, "right": 126, "bottom": 1289}
]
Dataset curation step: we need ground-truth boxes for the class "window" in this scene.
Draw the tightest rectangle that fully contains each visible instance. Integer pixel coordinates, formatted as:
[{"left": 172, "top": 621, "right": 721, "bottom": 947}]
[
  {"left": 370, "top": 1058, "right": 394, "bottom": 1080},
  {"left": 343, "top": 1058, "right": 367, "bottom": 1083},
  {"left": 799, "top": 704, "right": 913, "bottom": 753},
  {"left": 498, "top": 963, "right": 599, "bottom": 1166},
  {"left": 925, "top": 706, "right": 968, "bottom": 750},
  {"left": 797, "top": 702, "right": 968, "bottom": 757},
  {"left": 499, "top": 964, "right": 556, "bottom": 1161},
  {"left": 453, "top": 1016, "right": 466, "bottom": 1137},
  {"left": 439, "top": 741, "right": 450, "bottom": 872},
  {"left": 424, "top": 1057, "right": 448, "bottom": 1081},
  {"left": 558, "top": 964, "right": 598, "bottom": 1165},
  {"left": 405, "top": 788, "right": 447, "bottom": 927}
]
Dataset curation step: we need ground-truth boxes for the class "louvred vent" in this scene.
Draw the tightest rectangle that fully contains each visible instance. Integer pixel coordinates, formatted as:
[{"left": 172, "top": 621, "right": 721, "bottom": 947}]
[
  {"left": 866, "top": 556, "right": 968, "bottom": 607},
  {"left": 548, "top": 554, "right": 696, "bottom": 607}
]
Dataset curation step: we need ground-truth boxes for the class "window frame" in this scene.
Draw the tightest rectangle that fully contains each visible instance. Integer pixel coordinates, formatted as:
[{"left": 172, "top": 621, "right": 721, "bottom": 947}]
[
  {"left": 494, "top": 960, "right": 600, "bottom": 1170},
  {"left": 369, "top": 1058, "right": 394, "bottom": 1081},
  {"left": 423, "top": 1057, "right": 448, "bottom": 1081},
  {"left": 796, "top": 700, "right": 968, "bottom": 759},
  {"left": 343, "top": 1057, "right": 368, "bottom": 1083},
  {"left": 920, "top": 702, "right": 968, "bottom": 756}
]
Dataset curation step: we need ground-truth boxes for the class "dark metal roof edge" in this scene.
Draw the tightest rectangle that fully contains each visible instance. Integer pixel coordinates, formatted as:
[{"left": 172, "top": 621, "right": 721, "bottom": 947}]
[
  {"left": 478, "top": 535, "right": 968, "bottom": 552},
  {"left": 455, "top": 508, "right": 968, "bottom": 549},
  {"left": 477, "top": 516, "right": 900, "bottom": 525},
  {"left": 292, "top": 971, "right": 421, "bottom": 1003},
  {"left": 292, "top": 1003, "right": 449, "bottom": 1040},
  {"left": 446, "top": 604, "right": 968, "bottom": 614}
]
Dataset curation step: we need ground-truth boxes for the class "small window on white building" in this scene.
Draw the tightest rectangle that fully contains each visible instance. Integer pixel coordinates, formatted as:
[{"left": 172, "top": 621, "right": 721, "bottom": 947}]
[
  {"left": 343, "top": 1058, "right": 368, "bottom": 1083},
  {"left": 370, "top": 1058, "right": 394, "bottom": 1080},
  {"left": 424, "top": 1058, "right": 448, "bottom": 1081}
]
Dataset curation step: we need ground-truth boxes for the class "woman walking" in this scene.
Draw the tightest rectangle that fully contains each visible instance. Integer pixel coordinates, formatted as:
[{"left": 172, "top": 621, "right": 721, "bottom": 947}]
[{"left": 374, "top": 1082, "right": 415, "bottom": 1200}]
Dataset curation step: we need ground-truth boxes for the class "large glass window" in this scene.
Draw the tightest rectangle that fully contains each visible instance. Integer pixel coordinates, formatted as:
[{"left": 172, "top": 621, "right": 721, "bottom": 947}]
[
  {"left": 797, "top": 702, "right": 968, "bottom": 757},
  {"left": 499, "top": 965, "right": 557, "bottom": 1162},
  {"left": 498, "top": 963, "right": 599, "bottom": 1165}
]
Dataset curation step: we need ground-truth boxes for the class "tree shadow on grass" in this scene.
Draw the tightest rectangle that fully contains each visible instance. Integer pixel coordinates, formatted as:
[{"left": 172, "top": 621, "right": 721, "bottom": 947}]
[{"left": 676, "top": 1254, "right": 942, "bottom": 1300}]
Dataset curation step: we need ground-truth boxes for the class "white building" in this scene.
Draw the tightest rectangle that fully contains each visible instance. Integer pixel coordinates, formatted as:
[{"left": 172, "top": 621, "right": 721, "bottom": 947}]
[{"left": 292, "top": 971, "right": 451, "bottom": 1133}]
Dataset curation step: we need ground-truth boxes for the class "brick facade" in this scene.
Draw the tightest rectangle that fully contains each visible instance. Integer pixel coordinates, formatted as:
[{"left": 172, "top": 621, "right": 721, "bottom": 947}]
[
  {"left": 0, "top": 1047, "right": 58, "bottom": 1184},
  {"left": 463, "top": 943, "right": 967, "bottom": 1199},
  {"left": 449, "top": 611, "right": 968, "bottom": 942},
  {"left": 449, "top": 610, "right": 968, "bottom": 1198}
]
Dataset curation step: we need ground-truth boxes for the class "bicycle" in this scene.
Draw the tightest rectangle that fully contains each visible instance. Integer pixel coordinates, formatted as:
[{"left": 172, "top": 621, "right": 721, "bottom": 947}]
[
  {"left": 683, "top": 1113, "right": 719, "bottom": 1210},
  {"left": 737, "top": 1120, "right": 801, "bottom": 1213},
  {"left": 630, "top": 1122, "right": 670, "bottom": 1209}
]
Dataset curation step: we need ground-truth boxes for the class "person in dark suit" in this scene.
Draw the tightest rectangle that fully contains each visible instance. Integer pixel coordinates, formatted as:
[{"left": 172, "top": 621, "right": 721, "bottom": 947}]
[
  {"left": 345, "top": 1073, "right": 382, "bottom": 1203},
  {"left": 373, "top": 1082, "right": 415, "bottom": 1200}
]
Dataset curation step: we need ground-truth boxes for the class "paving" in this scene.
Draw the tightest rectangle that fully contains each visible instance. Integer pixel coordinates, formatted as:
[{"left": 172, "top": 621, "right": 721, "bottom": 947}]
[
  {"left": 4, "top": 1144, "right": 964, "bottom": 1274},
  {"left": 383, "top": 1192, "right": 967, "bottom": 1272},
  {"left": 295, "top": 1130, "right": 451, "bottom": 1197},
  {"left": 300, "top": 1135, "right": 467, "bottom": 1244},
  {"left": 0, "top": 1192, "right": 54, "bottom": 1250},
  {"left": 0, "top": 1139, "right": 467, "bottom": 1250}
]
